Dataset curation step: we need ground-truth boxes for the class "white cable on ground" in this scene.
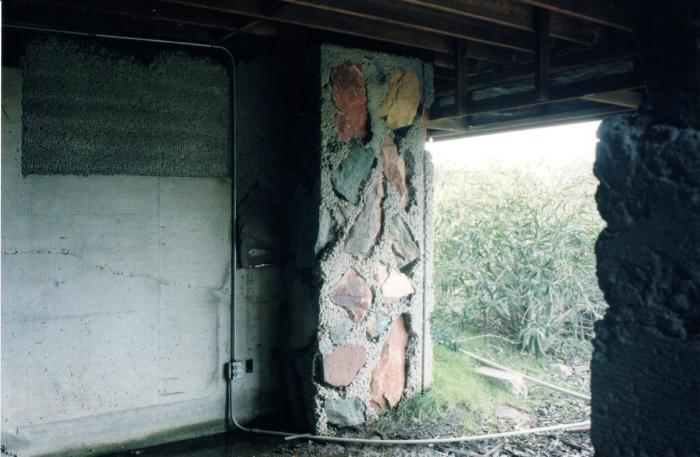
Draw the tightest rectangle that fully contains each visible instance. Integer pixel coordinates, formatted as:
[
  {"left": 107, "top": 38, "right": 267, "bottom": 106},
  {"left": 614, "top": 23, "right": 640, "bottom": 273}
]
[
  {"left": 228, "top": 345, "right": 591, "bottom": 446},
  {"left": 456, "top": 348, "right": 591, "bottom": 403},
  {"left": 230, "top": 395, "right": 589, "bottom": 446},
  {"left": 282, "top": 421, "right": 590, "bottom": 444}
]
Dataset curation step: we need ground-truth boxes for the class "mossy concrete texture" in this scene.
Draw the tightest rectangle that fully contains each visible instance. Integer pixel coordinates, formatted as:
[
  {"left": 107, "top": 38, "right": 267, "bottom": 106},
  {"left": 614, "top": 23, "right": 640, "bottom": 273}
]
[{"left": 22, "top": 37, "right": 230, "bottom": 177}]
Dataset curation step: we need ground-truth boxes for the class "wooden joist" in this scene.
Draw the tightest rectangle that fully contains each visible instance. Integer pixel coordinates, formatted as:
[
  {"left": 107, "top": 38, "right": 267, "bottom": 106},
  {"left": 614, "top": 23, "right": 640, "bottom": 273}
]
[
  {"left": 163, "top": 0, "right": 458, "bottom": 55},
  {"left": 403, "top": 0, "right": 602, "bottom": 45},
  {"left": 430, "top": 103, "right": 630, "bottom": 138},
  {"left": 432, "top": 70, "right": 641, "bottom": 119},
  {"left": 513, "top": 0, "right": 632, "bottom": 32},
  {"left": 282, "top": 0, "right": 534, "bottom": 52}
]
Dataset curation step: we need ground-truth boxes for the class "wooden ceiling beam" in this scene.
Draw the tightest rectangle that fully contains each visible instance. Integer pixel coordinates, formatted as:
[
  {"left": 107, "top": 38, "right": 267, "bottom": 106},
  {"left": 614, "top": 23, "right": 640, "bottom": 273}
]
[
  {"left": 465, "top": 39, "right": 637, "bottom": 90},
  {"left": 432, "top": 70, "right": 641, "bottom": 119},
  {"left": 281, "top": 0, "right": 534, "bottom": 52},
  {"left": 429, "top": 103, "right": 629, "bottom": 138},
  {"left": 164, "top": 0, "right": 456, "bottom": 54},
  {"left": 513, "top": 0, "right": 632, "bottom": 32},
  {"left": 404, "top": 0, "right": 603, "bottom": 45},
  {"left": 28, "top": 0, "right": 241, "bottom": 31}
]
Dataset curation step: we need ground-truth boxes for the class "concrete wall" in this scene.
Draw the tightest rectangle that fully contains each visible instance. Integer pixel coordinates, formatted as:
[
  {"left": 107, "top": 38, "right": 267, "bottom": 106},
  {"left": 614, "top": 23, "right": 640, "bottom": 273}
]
[{"left": 2, "top": 64, "right": 232, "bottom": 456}]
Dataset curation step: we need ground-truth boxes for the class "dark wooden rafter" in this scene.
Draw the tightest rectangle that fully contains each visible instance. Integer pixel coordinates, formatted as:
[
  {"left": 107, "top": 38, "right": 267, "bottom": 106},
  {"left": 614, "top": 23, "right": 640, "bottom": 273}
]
[
  {"left": 162, "top": 0, "right": 454, "bottom": 54},
  {"left": 433, "top": 70, "right": 641, "bottom": 119},
  {"left": 28, "top": 0, "right": 241, "bottom": 32},
  {"left": 454, "top": 40, "right": 469, "bottom": 114},
  {"left": 433, "top": 39, "right": 637, "bottom": 93},
  {"left": 281, "top": 0, "right": 534, "bottom": 52},
  {"left": 430, "top": 103, "right": 630, "bottom": 137},
  {"left": 534, "top": 8, "right": 550, "bottom": 101},
  {"left": 402, "top": 0, "right": 602, "bottom": 45},
  {"left": 513, "top": 0, "right": 632, "bottom": 31}
]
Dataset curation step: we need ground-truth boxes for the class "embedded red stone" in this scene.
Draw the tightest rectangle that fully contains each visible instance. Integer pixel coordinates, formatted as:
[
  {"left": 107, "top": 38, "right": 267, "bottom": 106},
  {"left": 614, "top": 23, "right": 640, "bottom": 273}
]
[
  {"left": 323, "top": 345, "right": 366, "bottom": 387},
  {"left": 370, "top": 315, "right": 409, "bottom": 414},
  {"left": 381, "top": 136, "right": 408, "bottom": 206},
  {"left": 330, "top": 269, "right": 373, "bottom": 323},
  {"left": 331, "top": 61, "right": 368, "bottom": 142}
]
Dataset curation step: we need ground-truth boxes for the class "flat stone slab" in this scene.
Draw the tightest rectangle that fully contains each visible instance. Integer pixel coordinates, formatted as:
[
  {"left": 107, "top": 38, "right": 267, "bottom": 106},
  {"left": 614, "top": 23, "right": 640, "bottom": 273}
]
[
  {"left": 332, "top": 143, "right": 375, "bottom": 205},
  {"left": 370, "top": 315, "right": 409, "bottom": 414},
  {"left": 388, "top": 214, "right": 419, "bottom": 269},
  {"left": 346, "top": 174, "right": 384, "bottom": 256},
  {"left": 378, "top": 70, "right": 421, "bottom": 130},
  {"left": 381, "top": 271, "right": 415, "bottom": 303},
  {"left": 323, "top": 345, "right": 366, "bottom": 387},
  {"left": 325, "top": 397, "right": 366, "bottom": 427},
  {"left": 330, "top": 269, "right": 372, "bottom": 323},
  {"left": 331, "top": 61, "right": 368, "bottom": 142},
  {"left": 381, "top": 136, "right": 409, "bottom": 206}
]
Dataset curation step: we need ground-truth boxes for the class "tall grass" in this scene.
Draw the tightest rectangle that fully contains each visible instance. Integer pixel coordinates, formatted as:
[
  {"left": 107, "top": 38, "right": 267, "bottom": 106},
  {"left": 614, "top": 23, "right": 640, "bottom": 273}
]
[{"left": 433, "top": 165, "right": 605, "bottom": 357}]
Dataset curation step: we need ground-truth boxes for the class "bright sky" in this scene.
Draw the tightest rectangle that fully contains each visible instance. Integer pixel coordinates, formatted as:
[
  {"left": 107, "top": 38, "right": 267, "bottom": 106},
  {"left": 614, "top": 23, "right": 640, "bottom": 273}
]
[{"left": 426, "top": 120, "right": 601, "bottom": 170}]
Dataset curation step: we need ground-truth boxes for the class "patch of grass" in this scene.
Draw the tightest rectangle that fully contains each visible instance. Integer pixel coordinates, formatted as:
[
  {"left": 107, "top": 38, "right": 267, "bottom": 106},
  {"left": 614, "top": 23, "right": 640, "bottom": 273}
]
[{"left": 375, "top": 335, "right": 590, "bottom": 435}]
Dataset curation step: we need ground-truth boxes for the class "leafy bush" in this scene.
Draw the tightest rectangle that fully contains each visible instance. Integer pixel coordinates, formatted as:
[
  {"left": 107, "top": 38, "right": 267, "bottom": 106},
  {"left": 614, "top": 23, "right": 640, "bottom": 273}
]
[{"left": 432, "top": 165, "right": 606, "bottom": 357}]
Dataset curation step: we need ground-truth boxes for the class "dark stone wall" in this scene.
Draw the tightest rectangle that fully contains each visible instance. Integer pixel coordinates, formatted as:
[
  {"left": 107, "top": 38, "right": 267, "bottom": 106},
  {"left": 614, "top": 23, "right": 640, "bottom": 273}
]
[
  {"left": 591, "top": 1, "right": 700, "bottom": 455},
  {"left": 22, "top": 38, "right": 230, "bottom": 177}
]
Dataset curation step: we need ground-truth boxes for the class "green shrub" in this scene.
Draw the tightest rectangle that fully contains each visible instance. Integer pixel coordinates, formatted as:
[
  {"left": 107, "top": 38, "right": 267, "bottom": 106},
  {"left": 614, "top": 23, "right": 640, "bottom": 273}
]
[{"left": 432, "top": 165, "right": 606, "bottom": 357}]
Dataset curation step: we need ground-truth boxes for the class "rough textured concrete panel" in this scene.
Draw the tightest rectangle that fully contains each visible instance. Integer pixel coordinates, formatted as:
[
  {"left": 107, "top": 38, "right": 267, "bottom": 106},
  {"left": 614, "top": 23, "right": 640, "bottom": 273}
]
[
  {"left": 21, "top": 38, "right": 230, "bottom": 177},
  {"left": 1, "top": 67, "right": 232, "bottom": 457},
  {"left": 591, "top": 3, "right": 700, "bottom": 454}
]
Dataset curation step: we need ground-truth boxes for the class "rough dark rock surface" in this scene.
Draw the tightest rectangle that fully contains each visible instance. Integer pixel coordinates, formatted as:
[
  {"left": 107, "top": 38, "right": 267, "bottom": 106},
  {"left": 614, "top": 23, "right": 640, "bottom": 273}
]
[
  {"left": 591, "top": 2, "right": 700, "bottom": 454},
  {"left": 330, "top": 269, "right": 373, "bottom": 323},
  {"left": 22, "top": 38, "right": 230, "bottom": 177},
  {"left": 330, "top": 61, "right": 368, "bottom": 142},
  {"left": 322, "top": 345, "right": 366, "bottom": 387},
  {"left": 346, "top": 174, "right": 384, "bottom": 256},
  {"left": 370, "top": 315, "right": 409, "bottom": 414},
  {"left": 332, "top": 143, "right": 375, "bottom": 204}
]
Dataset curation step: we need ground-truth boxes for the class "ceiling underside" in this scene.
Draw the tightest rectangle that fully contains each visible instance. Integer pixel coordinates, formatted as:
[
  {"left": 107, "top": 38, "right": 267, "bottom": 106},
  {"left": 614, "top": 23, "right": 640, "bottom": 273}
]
[{"left": 3, "top": 0, "right": 641, "bottom": 139}]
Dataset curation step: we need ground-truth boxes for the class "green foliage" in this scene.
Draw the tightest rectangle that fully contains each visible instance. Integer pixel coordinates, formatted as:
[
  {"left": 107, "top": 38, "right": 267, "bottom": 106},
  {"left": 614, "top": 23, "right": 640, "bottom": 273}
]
[{"left": 433, "top": 165, "right": 606, "bottom": 357}]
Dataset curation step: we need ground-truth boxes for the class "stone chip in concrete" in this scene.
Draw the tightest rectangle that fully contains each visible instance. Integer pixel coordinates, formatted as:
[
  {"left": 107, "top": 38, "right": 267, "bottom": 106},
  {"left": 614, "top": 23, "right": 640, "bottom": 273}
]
[
  {"left": 381, "top": 271, "right": 415, "bottom": 303},
  {"left": 330, "top": 61, "right": 368, "bottom": 142},
  {"left": 388, "top": 214, "right": 419, "bottom": 269},
  {"left": 381, "top": 136, "right": 409, "bottom": 206},
  {"left": 378, "top": 70, "right": 421, "bottom": 130},
  {"left": 330, "top": 269, "right": 372, "bottom": 323},
  {"left": 323, "top": 345, "right": 366, "bottom": 387},
  {"left": 346, "top": 174, "right": 384, "bottom": 256},
  {"left": 370, "top": 315, "right": 409, "bottom": 414},
  {"left": 324, "top": 397, "right": 366, "bottom": 427},
  {"left": 331, "top": 143, "right": 375, "bottom": 205}
]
